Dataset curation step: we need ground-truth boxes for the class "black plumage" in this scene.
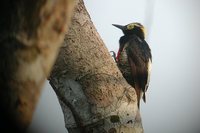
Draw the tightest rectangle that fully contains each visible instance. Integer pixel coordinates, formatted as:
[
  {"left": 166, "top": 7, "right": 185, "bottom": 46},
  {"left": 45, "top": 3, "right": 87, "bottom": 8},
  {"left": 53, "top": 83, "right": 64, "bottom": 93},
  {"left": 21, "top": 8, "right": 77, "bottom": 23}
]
[{"left": 113, "top": 23, "right": 152, "bottom": 108}]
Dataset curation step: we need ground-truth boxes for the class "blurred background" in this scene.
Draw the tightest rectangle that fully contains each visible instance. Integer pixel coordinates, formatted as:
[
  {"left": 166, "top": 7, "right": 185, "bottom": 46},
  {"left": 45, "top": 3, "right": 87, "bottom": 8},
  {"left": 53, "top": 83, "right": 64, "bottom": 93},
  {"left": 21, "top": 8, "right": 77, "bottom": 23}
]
[{"left": 29, "top": 0, "right": 200, "bottom": 133}]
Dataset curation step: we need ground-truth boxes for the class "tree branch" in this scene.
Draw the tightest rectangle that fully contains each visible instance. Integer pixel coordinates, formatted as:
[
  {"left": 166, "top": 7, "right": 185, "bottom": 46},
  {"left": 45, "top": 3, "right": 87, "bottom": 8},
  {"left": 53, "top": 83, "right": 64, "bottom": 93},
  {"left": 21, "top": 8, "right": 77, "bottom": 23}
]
[{"left": 49, "top": 0, "right": 144, "bottom": 132}]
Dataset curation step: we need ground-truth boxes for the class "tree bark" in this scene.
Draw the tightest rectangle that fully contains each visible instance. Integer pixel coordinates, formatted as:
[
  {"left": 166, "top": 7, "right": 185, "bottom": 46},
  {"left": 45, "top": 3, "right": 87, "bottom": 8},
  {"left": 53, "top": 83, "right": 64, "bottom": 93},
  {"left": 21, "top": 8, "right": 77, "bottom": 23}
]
[
  {"left": 49, "top": 0, "right": 144, "bottom": 132},
  {"left": 0, "top": 0, "right": 75, "bottom": 132}
]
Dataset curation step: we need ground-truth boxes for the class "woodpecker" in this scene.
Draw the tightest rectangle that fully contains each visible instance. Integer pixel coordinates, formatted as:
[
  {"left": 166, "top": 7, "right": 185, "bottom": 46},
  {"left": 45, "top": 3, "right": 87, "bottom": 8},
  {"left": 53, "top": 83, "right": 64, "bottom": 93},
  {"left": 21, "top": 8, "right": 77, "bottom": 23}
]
[{"left": 112, "top": 22, "right": 152, "bottom": 108}]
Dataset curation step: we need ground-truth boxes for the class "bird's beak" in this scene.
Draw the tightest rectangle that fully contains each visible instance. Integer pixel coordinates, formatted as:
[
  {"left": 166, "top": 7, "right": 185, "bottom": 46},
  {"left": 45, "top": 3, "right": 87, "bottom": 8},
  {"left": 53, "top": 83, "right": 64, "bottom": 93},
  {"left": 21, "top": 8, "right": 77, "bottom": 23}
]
[{"left": 112, "top": 24, "right": 125, "bottom": 30}]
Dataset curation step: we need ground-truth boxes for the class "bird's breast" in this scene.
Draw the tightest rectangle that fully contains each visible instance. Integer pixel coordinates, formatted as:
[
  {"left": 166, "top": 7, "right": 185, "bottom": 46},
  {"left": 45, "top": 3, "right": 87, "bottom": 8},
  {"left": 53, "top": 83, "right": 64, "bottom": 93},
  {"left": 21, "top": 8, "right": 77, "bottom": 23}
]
[{"left": 117, "top": 44, "right": 131, "bottom": 75}]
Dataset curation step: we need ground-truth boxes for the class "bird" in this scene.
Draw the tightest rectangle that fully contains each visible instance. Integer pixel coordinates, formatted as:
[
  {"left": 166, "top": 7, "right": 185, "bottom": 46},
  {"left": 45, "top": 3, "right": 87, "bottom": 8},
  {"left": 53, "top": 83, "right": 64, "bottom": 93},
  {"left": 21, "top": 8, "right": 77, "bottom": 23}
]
[{"left": 112, "top": 22, "right": 152, "bottom": 108}]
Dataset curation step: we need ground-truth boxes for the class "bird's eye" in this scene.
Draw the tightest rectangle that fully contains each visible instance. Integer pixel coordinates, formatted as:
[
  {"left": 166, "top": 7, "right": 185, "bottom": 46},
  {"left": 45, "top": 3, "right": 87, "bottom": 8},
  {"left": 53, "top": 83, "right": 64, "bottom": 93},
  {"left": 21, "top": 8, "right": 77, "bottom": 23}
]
[{"left": 127, "top": 24, "right": 135, "bottom": 30}]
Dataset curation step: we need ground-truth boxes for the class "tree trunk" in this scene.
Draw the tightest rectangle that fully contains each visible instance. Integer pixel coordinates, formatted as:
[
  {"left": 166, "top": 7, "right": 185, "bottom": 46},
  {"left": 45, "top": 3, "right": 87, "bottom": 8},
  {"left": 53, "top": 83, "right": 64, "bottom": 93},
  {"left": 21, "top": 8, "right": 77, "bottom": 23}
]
[
  {"left": 0, "top": 0, "right": 75, "bottom": 132},
  {"left": 49, "top": 0, "right": 144, "bottom": 132}
]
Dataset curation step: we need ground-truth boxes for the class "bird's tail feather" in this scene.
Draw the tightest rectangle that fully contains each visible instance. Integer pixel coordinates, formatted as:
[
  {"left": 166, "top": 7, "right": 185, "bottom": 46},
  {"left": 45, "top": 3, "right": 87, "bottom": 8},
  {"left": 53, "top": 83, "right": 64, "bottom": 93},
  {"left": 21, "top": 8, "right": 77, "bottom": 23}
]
[
  {"left": 135, "top": 87, "right": 141, "bottom": 109},
  {"left": 142, "top": 93, "right": 146, "bottom": 103}
]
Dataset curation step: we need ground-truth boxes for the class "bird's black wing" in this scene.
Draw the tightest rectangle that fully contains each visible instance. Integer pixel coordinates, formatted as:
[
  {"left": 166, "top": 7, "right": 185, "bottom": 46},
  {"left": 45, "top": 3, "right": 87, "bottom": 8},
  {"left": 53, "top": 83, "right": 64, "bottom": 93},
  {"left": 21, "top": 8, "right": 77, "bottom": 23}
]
[{"left": 126, "top": 36, "right": 152, "bottom": 102}]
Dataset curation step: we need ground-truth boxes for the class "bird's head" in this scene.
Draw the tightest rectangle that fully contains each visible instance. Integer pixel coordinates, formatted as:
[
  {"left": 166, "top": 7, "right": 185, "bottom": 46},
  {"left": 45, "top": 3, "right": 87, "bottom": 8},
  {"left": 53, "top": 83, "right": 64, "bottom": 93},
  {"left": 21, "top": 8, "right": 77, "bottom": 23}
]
[{"left": 112, "top": 22, "right": 146, "bottom": 40}]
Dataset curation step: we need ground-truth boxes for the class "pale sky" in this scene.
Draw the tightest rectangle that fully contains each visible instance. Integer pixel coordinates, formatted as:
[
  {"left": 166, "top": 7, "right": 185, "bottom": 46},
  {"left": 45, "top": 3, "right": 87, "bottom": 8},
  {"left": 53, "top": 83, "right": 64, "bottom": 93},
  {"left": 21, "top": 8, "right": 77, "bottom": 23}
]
[{"left": 29, "top": 0, "right": 200, "bottom": 133}]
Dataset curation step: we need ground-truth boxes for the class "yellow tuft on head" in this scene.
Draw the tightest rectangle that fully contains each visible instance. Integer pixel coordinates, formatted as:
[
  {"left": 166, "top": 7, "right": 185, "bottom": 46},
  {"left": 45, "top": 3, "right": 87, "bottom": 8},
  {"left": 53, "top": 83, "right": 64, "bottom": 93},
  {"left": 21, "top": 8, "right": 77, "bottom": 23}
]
[
  {"left": 127, "top": 23, "right": 135, "bottom": 30},
  {"left": 140, "top": 26, "right": 147, "bottom": 38},
  {"left": 125, "top": 22, "right": 147, "bottom": 38}
]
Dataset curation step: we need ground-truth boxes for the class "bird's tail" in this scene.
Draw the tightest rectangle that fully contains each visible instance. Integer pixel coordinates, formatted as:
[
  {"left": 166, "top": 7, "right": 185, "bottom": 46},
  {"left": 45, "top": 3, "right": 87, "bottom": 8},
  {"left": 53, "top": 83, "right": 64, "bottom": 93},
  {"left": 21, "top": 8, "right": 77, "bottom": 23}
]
[
  {"left": 142, "top": 92, "right": 146, "bottom": 103},
  {"left": 135, "top": 87, "right": 141, "bottom": 109},
  {"left": 135, "top": 86, "right": 146, "bottom": 109}
]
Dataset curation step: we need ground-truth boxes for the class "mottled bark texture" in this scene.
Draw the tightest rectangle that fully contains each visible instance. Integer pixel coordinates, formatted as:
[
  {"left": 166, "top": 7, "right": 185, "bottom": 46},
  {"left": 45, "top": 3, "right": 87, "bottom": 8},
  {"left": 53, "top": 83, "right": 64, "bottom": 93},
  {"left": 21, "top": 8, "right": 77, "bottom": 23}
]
[
  {"left": 49, "top": 0, "right": 144, "bottom": 132},
  {"left": 0, "top": 0, "right": 75, "bottom": 132}
]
